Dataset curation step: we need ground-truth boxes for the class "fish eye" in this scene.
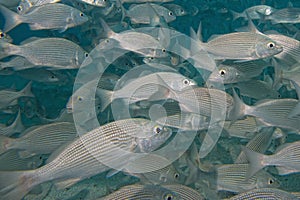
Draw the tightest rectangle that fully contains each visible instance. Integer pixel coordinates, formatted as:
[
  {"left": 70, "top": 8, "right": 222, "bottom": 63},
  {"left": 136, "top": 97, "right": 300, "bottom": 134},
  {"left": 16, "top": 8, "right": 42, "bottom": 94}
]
[
  {"left": 17, "top": 6, "right": 22, "bottom": 11},
  {"left": 268, "top": 178, "right": 274, "bottom": 185},
  {"left": 80, "top": 13, "right": 84, "bottom": 17},
  {"left": 85, "top": 53, "right": 89, "bottom": 57},
  {"left": 50, "top": 75, "right": 56, "bottom": 79},
  {"left": 162, "top": 48, "right": 166, "bottom": 53},
  {"left": 267, "top": 42, "right": 275, "bottom": 49},
  {"left": 219, "top": 69, "right": 226, "bottom": 77},
  {"left": 168, "top": 11, "right": 173, "bottom": 16},
  {"left": 0, "top": 32, "right": 4, "bottom": 38},
  {"left": 153, "top": 125, "right": 163, "bottom": 134},
  {"left": 77, "top": 96, "right": 83, "bottom": 101},
  {"left": 164, "top": 194, "right": 174, "bottom": 200},
  {"left": 174, "top": 173, "right": 179, "bottom": 179},
  {"left": 183, "top": 79, "right": 190, "bottom": 85}
]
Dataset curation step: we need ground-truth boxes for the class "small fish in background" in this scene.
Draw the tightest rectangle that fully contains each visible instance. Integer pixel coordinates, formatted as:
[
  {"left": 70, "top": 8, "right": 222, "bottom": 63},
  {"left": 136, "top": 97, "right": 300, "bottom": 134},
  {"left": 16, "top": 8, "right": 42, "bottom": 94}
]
[
  {"left": 227, "top": 188, "right": 298, "bottom": 200},
  {"left": 0, "top": 29, "right": 12, "bottom": 43},
  {"left": 163, "top": 4, "right": 188, "bottom": 17},
  {"left": 262, "top": 7, "right": 300, "bottom": 24},
  {"left": 243, "top": 140, "right": 300, "bottom": 178},
  {"left": 121, "top": 3, "right": 176, "bottom": 24},
  {"left": 230, "top": 5, "right": 276, "bottom": 21},
  {"left": 17, "top": 0, "right": 108, "bottom": 15},
  {"left": 216, "top": 163, "right": 280, "bottom": 193},
  {"left": 0, "top": 3, "right": 89, "bottom": 33},
  {"left": 0, "top": 38, "right": 89, "bottom": 69},
  {"left": 0, "top": 82, "right": 34, "bottom": 110}
]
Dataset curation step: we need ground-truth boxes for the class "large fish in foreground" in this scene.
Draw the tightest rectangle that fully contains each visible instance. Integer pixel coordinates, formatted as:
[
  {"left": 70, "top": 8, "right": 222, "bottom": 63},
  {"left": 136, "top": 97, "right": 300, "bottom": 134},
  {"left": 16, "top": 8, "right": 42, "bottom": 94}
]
[{"left": 0, "top": 118, "right": 172, "bottom": 200}]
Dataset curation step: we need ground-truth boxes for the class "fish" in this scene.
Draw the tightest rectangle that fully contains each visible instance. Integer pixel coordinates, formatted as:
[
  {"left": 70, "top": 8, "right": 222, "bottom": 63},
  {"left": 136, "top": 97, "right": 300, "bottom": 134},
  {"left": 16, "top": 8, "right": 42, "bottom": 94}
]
[
  {"left": 123, "top": 3, "right": 176, "bottom": 24},
  {"left": 0, "top": 56, "right": 35, "bottom": 71},
  {"left": 99, "top": 18, "right": 167, "bottom": 57},
  {"left": 96, "top": 72, "right": 196, "bottom": 111},
  {"left": 18, "top": 0, "right": 108, "bottom": 15},
  {"left": 15, "top": 68, "right": 68, "bottom": 83},
  {"left": 0, "top": 82, "right": 34, "bottom": 109},
  {"left": 0, "top": 122, "right": 77, "bottom": 157},
  {"left": 231, "top": 5, "right": 276, "bottom": 21},
  {"left": 243, "top": 140, "right": 300, "bottom": 178},
  {"left": 0, "top": 118, "right": 172, "bottom": 200},
  {"left": 0, "top": 38, "right": 88, "bottom": 69},
  {"left": 228, "top": 188, "right": 298, "bottom": 200},
  {"left": 201, "top": 32, "right": 283, "bottom": 60},
  {"left": 216, "top": 164, "right": 280, "bottom": 193},
  {"left": 235, "top": 127, "right": 274, "bottom": 164},
  {"left": 207, "top": 59, "right": 270, "bottom": 85},
  {"left": 237, "top": 96, "right": 300, "bottom": 131},
  {"left": 0, "top": 3, "right": 88, "bottom": 33},
  {"left": 268, "top": 33, "right": 300, "bottom": 69},
  {"left": 98, "top": 184, "right": 180, "bottom": 200},
  {"left": 264, "top": 8, "right": 300, "bottom": 24},
  {"left": 163, "top": 4, "right": 188, "bottom": 17}
]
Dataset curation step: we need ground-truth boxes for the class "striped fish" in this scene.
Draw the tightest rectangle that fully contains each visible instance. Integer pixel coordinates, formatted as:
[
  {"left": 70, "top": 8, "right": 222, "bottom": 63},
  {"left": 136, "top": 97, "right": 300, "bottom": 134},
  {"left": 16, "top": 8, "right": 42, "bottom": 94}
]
[{"left": 0, "top": 118, "right": 172, "bottom": 200}]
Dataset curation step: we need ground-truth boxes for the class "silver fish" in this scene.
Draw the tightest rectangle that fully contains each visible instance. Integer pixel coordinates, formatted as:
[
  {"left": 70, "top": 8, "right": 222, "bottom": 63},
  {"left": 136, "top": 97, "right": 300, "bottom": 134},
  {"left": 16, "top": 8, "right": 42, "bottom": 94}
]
[
  {"left": 17, "top": 0, "right": 60, "bottom": 15},
  {"left": 0, "top": 38, "right": 88, "bottom": 69},
  {"left": 201, "top": 32, "right": 283, "bottom": 60},
  {"left": 264, "top": 8, "right": 300, "bottom": 24},
  {"left": 0, "top": 29, "right": 12, "bottom": 43},
  {"left": 208, "top": 59, "right": 270, "bottom": 85},
  {"left": 163, "top": 4, "right": 188, "bottom": 17},
  {"left": 228, "top": 188, "right": 298, "bottom": 200},
  {"left": 0, "top": 118, "right": 171, "bottom": 200},
  {"left": 124, "top": 3, "right": 176, "bottom": 24},
  {"left": 231, "top": 5, "right": 276, "bottom": 20},
  {"left": 99, "top": 18, "right": 167, "bottom": 57},
  {"left": 0, "top": 122, "right": 77, "bottom": 157},
  {"left": 216, "top": 164, "right": 280, "bottom": 193},
  {"left": 0, "top": 3, "right": 88, "bottom": 33},
  {"left": 96, "top": 72, "right": 196, "bottom": 111},
  {"left": 243, "top": 140, "right": 300, "bottom": 178},
  {"left": 98, "top": 184, "right": 180, "bottom": 200}
]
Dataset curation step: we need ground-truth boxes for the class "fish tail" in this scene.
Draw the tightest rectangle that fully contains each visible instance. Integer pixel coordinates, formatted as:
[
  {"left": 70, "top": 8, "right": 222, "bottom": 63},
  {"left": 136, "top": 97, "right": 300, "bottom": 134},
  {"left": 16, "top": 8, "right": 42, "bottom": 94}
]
[
  {"left": 0, "top": 170, "right": 37, "bottom": 200},
  {"left": 0, "top": 135, "right": 13, "bottom": 155},
  {"left": 0, "top": 41, "right": 20, "bottom": 60},
  {"left": 0, "top": 5, "right": 22, "bottom": 33},
  {"left": 229, "top": 89, "right": 249, "bottom": 122},
  {"left": 96, "top": 88, "right": 113, "bottom": 112},
  {"left": 230, "top": 10, "right": 243, "bottom": 21},
  {"left": 20, "top": 81, "right": 34, "bottom": 98},
  {"left": 241, "top": 146, "right": 265, "bottom": 179},
  {"left": 99, "top": 18, "right": 115, "bottom": 38}
]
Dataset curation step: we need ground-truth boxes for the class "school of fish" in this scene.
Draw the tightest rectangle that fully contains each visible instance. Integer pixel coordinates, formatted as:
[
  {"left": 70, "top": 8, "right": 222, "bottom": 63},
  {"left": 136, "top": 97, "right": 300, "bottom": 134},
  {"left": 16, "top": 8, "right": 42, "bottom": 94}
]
[{"left": 0, "top": 0, "right": 300, "bottom": 199}]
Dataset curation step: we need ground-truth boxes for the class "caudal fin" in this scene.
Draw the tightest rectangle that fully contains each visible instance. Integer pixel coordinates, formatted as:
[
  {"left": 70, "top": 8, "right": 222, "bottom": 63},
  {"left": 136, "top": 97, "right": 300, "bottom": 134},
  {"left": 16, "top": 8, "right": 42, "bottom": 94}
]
[
  {"left": 0, "top": 5, "right": 23, "bottom": 33},
  {"left": 0, "top": 170, "right": 36, "bottom": 200},
  {"left": 241, "top": 146, "right": 266, "bottom": 179},
  {"left": 0, "top": 41, "right": 20, "bottom": 60},
  {"left": 96, "top": 88, "right": 113, "bottom": 112},
  {"left": 20, "top": 81, "right": 34, "bottom": 98}
]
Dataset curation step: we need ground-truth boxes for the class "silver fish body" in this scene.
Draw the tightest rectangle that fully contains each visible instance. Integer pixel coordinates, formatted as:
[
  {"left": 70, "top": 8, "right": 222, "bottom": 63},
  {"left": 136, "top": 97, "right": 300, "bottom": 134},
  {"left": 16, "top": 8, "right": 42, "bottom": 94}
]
[
  {"left": 0, "top": 118, "right": 172, "bottom": 200},
  {"left": 265, "top": 8, "right": 300, "bottom": 24},
  {"left": 0, "top": 3, "right": 88, "bottom": 32},
  {"left": 202, "top": 32, "right": 283, "bottom": 60},
  {"left": 0, "top": 38, "right": 88, "bottom": 69}
]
